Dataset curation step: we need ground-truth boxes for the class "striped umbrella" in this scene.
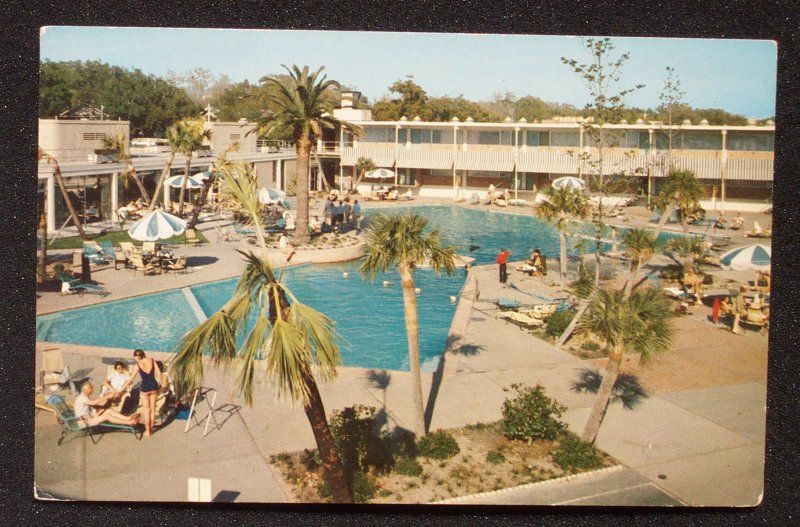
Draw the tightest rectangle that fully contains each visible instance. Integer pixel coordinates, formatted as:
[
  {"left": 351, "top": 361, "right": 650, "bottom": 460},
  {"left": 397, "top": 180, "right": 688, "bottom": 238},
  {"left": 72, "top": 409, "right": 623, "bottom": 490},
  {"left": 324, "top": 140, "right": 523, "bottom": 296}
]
[
  {"left": 127, "top": 209, "right": 187, "bottom": 241},
  {"left": 364, "top": 168, "right": 395, "bottom": 180},
  {"left": 258, "top": 187, "right": 287, "bottom": 204},
  {"left": 719, "top": 244, "right": 771, "bottom": 271},
  {"left": 551, "top": 176, "right": 586, "bottom": 192},
  {"left": 165, "top": 174, "right": 207, "bottom": 189}
]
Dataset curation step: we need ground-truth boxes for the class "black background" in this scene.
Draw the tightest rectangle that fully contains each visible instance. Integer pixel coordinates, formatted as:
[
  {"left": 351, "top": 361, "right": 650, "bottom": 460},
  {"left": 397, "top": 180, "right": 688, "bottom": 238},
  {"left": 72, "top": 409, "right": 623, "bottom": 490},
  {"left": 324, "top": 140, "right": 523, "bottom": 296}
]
[{"left": 1, "top": 1, "right": 798, "bottom": 525}]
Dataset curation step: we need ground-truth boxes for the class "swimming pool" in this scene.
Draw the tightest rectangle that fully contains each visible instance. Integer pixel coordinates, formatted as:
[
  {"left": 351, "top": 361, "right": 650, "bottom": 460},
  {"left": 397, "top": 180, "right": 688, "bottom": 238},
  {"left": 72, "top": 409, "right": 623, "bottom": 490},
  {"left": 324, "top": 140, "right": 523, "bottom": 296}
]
[{"left": 36, "top": 205, "right": 682, "bottom": 371}]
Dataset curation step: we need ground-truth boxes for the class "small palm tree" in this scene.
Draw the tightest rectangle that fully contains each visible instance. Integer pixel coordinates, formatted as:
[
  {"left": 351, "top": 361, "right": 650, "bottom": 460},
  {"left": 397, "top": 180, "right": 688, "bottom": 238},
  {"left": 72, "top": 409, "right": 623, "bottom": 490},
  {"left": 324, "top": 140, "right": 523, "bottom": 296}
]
[
  {"left": 171, "top": 251, "right": 353, "bottom": 503},
  {"left": 216, "top": 158, "right": 268, "bottom": 251},
  {"left": 536, "top": 185, "right": 589, "bottom": 291},
  {"left": 621, "top": 228, "right": 659, "bottom": 298},
  {"left": 38, "top": 148, "right": 87, "bottom": 240},
  {"left": 173, "top": 118, "right": 212, "bottom": 216},
  {"left": 250, "top": 65, "right": 363, "bottom": 244},
  {"left": 148, "top": 123, "right": 180, "bottom": 211},
  {"left": 353, "top": 157, "right": 377, "bottom": 188},
  {"left": 653, "top": 170, "right": 704, "bottom": 235},
  {"left": 187, "top": 143, "right": 239, "bottom": 230},
  {"left": 579, "top": 288, "right": 674, "bottom": 444},
  {"left": 360, "top": 213, "right": 457, "bottom": 437},
  {"left": 667, "top": 236, "right": 704, "bottom": 269},
  {"left": 102, "top": 131, "right": 149, "bottom": 203}
]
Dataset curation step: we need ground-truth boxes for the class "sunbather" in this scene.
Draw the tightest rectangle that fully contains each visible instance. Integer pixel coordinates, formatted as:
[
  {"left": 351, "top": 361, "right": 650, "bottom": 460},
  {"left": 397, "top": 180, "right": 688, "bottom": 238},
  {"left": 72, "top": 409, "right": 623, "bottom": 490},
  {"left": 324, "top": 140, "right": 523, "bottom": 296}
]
[
  {"left": 101, "top": 361, "right": 131, "bottom": 401},
  {"left": 730, "top": 213, "right": 744, "bottom": 230},
  {"left": 74, "top": 383, "right": 139, "bottom": 427}
]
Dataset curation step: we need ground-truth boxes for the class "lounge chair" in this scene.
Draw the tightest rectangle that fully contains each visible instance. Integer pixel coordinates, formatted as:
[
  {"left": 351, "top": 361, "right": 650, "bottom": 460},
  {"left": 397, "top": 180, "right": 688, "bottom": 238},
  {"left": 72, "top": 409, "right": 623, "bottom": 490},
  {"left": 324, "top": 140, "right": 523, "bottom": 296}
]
[
  {"left": 164, "top": 255, "right": 188, "bottom": 274},
  {"left": 663, "top": 286, "right": 693, "bottom": 302},
  {"left": 469, "top": 193, "right": 480, "bottom": 205},
  {"left": 58, "top": 272, "right": 111, "bottom": 296},
  {"left": 399, "top": 189, "right": 414, "bottom": 200},
  {"left": 40, "top": 350, "right": 76, "bottom": 393},
  {"left": 496, "top": 310, "right": 544, "bottom": 329},
  {"left": 184, "top": 228, "right": 202, "bottom": 245},
  {"left": 83, "top": 242, "right": 110, "bottom": 265},
  {"left": 119, "top": 241, "right": 138, "bottom": 256},
  {"left": 495, "top": 298, "right": 520, "bottom": 311},
  {"left": 128, "top": 254, "right": 158, "bottom": 276},
  {"left": 141, "top": 241, "right": 156, "bottom": 256},
  {"left": 101, "top": 365, "right": 132, "bottom": 413},
  {"left": 234, "top": 223, "right": 255, "bottom": 236},
  {"left": 215, "top": 225, "right": 241, "bottom": 242},
  {"left": 46, "top": 394, "right": 141, "bottom": 445}
]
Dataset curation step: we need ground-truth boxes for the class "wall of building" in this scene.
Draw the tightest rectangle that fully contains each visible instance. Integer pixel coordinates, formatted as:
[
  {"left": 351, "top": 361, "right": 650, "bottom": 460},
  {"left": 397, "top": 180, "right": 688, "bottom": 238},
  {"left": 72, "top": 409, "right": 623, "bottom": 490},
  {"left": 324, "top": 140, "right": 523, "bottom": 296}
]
[
  {"left": 38, "top": 119, "right": 130, "bottom": 163},
  {"left": 204, "top": 121, "right": 258, "bottom": 154}
]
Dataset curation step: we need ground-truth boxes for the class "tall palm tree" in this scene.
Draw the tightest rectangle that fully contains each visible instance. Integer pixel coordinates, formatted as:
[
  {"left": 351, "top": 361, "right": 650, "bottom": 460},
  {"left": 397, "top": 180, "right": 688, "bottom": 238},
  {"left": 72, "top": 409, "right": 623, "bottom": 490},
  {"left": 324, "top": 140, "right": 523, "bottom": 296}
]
[
  {"left": 250, "top": 65, "right": 363, "bottom": 244},
  {"left": 653, "top": 170, "right": 704, "bottom": 235},
  {"left": 353, "top": 157, "right": 376, "bottom": 188},
  {"left": 579, "top": 288, "right": 674, "bottom": 444},
  {"left": 174, "top": 118, "right": 213, "bottom": 216},
  {"left": 535, "top": 185, "right": 589, "bottom": 291},
  {"left": 38, "top": 148, "right": 87, "bottom": 240},
  {"left": 101, "top": 131, "right": 149, "bottom": 203},
  {"left": 360, "top": 213, "right": 457, "bottom": 437},
  {"left": 187, "top": 143, "right": 239, "bottom": 230},
  {"left": 621, "top": 228, "right": 658, "bottom": 299},
  {"left": 171, "top": 251, "right": 353, "bottom": 503},
  {"left": 148, "top": 123, "right": 180, "bottom": 211}
]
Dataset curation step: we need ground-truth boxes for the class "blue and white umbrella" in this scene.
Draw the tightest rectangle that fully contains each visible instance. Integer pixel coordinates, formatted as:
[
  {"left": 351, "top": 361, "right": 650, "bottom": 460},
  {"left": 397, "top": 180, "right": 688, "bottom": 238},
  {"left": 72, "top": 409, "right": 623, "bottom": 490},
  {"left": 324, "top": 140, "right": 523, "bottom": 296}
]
[
  {"left": 165, "top": 174, "right": 207, "bottom": 189},
  {"left": 127, "top": 209, "right": 187, "bottom": 241},
  {"left": 364, "top": 168, "right": 395, "bottom": 180},
  {"left": 258, "top": 187, "right": 287, "bottom": 204},
  {"left": 719, "top": 244, "right": 771, "bottom": 271},
  {"left": 551, "top": 176, "right": 586, "bottom": 192}
]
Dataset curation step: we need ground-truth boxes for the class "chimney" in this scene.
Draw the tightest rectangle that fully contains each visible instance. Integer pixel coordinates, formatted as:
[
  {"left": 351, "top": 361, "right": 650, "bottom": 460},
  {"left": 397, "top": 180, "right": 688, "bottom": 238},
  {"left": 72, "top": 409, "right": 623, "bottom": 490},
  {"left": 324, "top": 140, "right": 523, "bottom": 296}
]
[{"left": 341, "top": 91, "right": 362, "bottom": 109}]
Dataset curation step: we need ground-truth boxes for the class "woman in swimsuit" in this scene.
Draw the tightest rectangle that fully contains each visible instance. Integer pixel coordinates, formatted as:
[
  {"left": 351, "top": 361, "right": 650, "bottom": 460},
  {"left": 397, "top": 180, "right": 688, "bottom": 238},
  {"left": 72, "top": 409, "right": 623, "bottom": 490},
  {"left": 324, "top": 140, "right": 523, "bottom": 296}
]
[{"left": 123, "top": 349, "right": 162, "bottom": 437}]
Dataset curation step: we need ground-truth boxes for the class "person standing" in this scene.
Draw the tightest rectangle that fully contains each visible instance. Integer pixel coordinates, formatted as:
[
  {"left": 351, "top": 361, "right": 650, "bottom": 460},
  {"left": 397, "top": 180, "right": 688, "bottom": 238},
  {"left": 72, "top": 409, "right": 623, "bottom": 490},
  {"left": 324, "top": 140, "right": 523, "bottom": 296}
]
[
  {"left": 353, "top": 199, "right": 362, "bottom": 230},
  {"left": 121, "top": 349, "right": 162, "bottom": 438},
  {"left": 731, "top": 287, "right": 746, "bottom": 335},
  {"left": 496, "top": 248, "right": 510, "bottom": 284},
  {"left": 344, "top": 199, "right": 353, "bottom": 230}
]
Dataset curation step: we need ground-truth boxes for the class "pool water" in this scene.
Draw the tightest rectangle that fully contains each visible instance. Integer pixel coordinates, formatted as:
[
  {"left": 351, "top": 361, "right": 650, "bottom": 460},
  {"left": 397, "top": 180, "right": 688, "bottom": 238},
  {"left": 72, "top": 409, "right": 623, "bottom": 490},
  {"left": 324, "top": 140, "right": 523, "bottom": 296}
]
[{"left": 36, "top": 205, "right": 683, "bottom": 372}]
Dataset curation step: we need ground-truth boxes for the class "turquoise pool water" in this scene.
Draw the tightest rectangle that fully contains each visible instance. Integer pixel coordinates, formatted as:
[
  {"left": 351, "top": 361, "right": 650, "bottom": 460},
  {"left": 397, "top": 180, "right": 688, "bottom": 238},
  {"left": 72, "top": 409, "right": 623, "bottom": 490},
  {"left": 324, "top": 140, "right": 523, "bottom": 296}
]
[{"left": 36, "top": 205, "right": 684, "bottom": 371}]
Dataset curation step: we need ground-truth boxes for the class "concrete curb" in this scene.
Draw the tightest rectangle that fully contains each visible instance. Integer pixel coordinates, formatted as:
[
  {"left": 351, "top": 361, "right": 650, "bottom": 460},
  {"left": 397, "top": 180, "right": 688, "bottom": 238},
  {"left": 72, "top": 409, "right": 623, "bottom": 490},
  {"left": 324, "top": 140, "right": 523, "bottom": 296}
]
[{"left": 431, "top": 464, "right": 624, "bottom": 505}]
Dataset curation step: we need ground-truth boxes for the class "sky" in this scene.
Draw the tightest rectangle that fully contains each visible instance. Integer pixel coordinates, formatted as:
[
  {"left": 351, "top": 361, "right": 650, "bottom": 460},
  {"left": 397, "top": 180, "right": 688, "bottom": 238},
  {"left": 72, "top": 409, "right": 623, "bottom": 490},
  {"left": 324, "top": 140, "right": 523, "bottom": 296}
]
[{"left": 40, "top": 27, "right": 778, "bottom": 118}]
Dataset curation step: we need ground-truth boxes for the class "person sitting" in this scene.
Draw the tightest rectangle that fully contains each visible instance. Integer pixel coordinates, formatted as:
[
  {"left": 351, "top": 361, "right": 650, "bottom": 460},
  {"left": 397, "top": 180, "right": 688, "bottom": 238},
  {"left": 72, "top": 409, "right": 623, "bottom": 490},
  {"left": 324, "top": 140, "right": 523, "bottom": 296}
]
[
  {"left": 101, "top": 361, "right": 131, "bottom": 401},
  {"left": 756, "top": 270, "right": 771, "bottom": 296},
  {"left": 715, "top": 211, "right": 728, "bottom": 229},
  {"left": 74, "top": 383, "right": 140, "bottom": 428},
  {"left": 279, "top": 234, "right": 296, "bottom": 262},
  {"left": 386, "top": 188, "right": 399, "bottom": 200},
  {"left": 744, "top": 221, "right": 771, "bottom": 238},
  {"left": 681, "top": 265, "right": 704, "bottom": 302},
  {"left": 309, "top": 215, "right": 322, "bottom": 234},
  {"left": 730, "top": 213, "right": 745, "bottom": 230},
  {"left": 283, "top": 211, "right": 296, "bottom": 231}
]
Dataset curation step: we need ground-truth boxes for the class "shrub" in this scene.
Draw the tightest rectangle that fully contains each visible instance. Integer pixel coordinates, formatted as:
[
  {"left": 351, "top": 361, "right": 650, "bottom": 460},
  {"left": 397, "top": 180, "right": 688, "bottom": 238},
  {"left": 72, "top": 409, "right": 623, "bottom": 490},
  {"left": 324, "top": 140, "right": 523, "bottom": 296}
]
[
  {"left": 486, "top": 450, "right": 505, "bottom": 465},
  {"left": 417, "top": 430, "right": 460, "bottom": 460},
  {"left": 580, "top": 341, "right": 601, "bottom": 351},
  {"left": 545, "top": 309, "right": 575, "bottom": 337},
  {"left": 572, "top": 263, "right": 594, "bottom": 299},
  {"left": 351, "top": 470, "right": 378, "bottom": 503},
  {"left": 393, "top": 457, "right": 424, "bottom": 477},
  {"left": 501, "top": 383, "right": 565, "bottom": 443},
  {"left": 329, "top": 405, "right": 392, "bottom": 477},
  {"left": 552, "top": 434, "right": 603, "bottom": 473}
]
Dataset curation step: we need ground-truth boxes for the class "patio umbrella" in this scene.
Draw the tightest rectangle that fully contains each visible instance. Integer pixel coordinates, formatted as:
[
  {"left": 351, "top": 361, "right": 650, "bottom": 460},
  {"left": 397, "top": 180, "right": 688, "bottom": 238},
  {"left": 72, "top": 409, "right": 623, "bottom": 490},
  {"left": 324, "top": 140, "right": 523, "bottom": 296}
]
[
  {"left": 165, "top": 174, "right": 207, "bottom": 189},
  {"left": 258, "top": 187, "right": 287, "bottom": 205},
  {"left": 128, "top": 209, "right": 187, "bottom": 241},
  {"left": 719, "top": 244, "right": 771, "bottom": 271},
  {"left": 364, "top": 168, "right": 395, "bottom": 180},
  {"left": 551, "top": 176, "right": 586, "bottom": 192}
]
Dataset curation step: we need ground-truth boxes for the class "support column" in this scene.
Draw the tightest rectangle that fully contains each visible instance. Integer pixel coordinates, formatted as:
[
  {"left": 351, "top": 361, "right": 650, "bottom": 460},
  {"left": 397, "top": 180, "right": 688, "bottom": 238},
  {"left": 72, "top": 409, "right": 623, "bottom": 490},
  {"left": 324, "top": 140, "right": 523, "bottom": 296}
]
[
  {"left": 720, "top": 130, "right": 727, "bottom": 210},
  {"left": 46, "top": 174, "right": 56, "bottom": 233},
  {"left": 163, "top": 177, "right": 171, "bottom": 210},
  {"left": 275, "top": 159, "right": 283, "bottom": 191},
  {"left": 514, "top": 127, "right": 519, "bottom": 200},
  {"left": 647, "top": 128, "right": 655, "bottom": 205},
  {"left": 111, "top": 172, "right": 119, "bottom": 222}
]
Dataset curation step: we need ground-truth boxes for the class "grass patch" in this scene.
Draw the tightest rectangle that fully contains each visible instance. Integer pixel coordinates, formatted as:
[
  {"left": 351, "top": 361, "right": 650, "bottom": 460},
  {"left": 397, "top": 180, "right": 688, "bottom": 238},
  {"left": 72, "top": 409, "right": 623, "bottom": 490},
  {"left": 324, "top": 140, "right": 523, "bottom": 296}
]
[{"left": 47, "top": 229, "right": 209, "bottom": 250}]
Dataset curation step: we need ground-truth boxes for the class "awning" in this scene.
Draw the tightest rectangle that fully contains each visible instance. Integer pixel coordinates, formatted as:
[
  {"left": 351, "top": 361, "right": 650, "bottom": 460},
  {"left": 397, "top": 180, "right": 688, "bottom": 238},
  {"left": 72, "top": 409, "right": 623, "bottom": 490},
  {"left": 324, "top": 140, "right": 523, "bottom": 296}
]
[
  {"left": 396, "top": 148, "right": 454, "bottom": 170},
  {"left": 455, "top": 151, "right": 514, "bottom": 171},
  {"left": 339, "top": 146, "right": 395, "bottom": 167},
  {"left": 516, "top": 151, "right": 579, "bottom": 174},
  {"left": 726, "top": 157, "right": 773, "bottom": 181}
]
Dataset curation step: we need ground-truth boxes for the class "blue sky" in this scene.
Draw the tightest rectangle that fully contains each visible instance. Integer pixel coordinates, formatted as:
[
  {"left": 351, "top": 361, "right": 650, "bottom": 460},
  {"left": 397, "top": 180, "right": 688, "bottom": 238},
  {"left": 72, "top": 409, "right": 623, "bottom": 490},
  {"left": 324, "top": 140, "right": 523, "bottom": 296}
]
[{"left": 40, "top": 27, "right": 778, "bottom": 118}]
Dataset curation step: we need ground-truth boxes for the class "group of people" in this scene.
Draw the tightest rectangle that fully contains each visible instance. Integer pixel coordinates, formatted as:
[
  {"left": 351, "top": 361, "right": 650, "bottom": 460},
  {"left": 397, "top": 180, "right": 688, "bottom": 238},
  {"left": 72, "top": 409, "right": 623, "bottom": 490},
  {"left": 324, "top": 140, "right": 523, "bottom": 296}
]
[
  {"left": 322, "top": 197, "right": 362, "bottom": 233},
  {"left": 496, "top": 248, "right": 548, "bottom": 284},
  {"left": 72, "top": 349, "right": 164, "bottom": 438}
]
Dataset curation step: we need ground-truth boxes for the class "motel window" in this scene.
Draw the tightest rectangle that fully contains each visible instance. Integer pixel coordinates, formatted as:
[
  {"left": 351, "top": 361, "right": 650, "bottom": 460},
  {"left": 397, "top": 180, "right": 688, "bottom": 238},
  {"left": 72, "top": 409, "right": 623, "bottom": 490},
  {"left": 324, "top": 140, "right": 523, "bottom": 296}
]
[
  {"left": 679, "top": 132, "right": 722, "bottom": 150},
  {"left": 524, "top": 131, "right": 539, "bottom": 147},
  {"left": 410, "top": 129, "right": 444, "bottom": 144},
  {"left": 478, "top": 131, "right": 501, "bottom": 145},
  {"left": 398, "top": 129, "right": 408, "bottom": 143},
  {"left": 411, "top": 129, "right": 424, "bottom": 144},
  {"left": 727, "top": 133, "right": 774, "bottom": 151},
  {"left": 637, "top": 131, "right": 651, "bottom": 149},
  {"left": 364, "top": 127, "right": 393, "bottom": 142},
  {"left": 550, "top": 130, "right": 580, "bottom": 147},
  {"left": 431, "top": 130, "right": 443, "bottom": 143}
]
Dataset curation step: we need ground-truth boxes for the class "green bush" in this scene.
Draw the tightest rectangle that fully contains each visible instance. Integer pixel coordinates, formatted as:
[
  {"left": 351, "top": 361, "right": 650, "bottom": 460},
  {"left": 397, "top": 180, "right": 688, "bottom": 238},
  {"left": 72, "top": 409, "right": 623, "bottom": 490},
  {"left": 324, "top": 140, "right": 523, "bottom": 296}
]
[
  {"left": 486, "top": 450, "right": 506, "bottom": 465},
  {"left": 393, "top": 457, "right": 424, "bottom": 477},
  {"left": 572, "top": 263, "right": 594, "bottom": 299},
  {"left": 545, "top": 309, "right": 576, "bottom": 337},
  {"left": 501, "top": 383, "right": 565, "bottom": 443},
  {"left": 580, "top": 341, "right": 601, "bottom": 351},
  {"left": 329, "top": 405, "right": 392, "bottom": 477},
  {"left": 552, "top": 434, "right": 603, "bottom": 473},
  {"left": 351, "top": 470, "right": 378, "bottom": 503},
  {"left": 417, "top": 430, "right": 460, "bottom": 460}
]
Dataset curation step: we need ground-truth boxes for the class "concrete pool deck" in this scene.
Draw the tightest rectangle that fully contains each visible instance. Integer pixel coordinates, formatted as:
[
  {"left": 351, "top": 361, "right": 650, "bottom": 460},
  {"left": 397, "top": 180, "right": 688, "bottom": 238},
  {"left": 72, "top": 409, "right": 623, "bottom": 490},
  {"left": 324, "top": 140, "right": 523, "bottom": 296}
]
[{"left": 34, "top": 200, "right": 768, "bottom": 505}]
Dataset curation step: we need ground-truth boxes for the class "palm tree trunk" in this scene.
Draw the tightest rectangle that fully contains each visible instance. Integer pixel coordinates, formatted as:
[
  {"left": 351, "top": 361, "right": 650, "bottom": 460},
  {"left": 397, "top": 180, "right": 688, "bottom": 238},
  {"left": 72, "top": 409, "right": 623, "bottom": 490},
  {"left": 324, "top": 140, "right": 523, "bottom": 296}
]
[
  {"left": 149, "top": 151, "right": 176, "bottom": 211},
  {"left": 582, "top": 345, "right": 623, "bottom": 444},
  {"left": 653, "top": 206, "right": 672, "bottom": 238},
  {"left": 294, "top": 137, "right": 311, "bottom": 244},
  {"left": 187, "top": 177, "right": 214, "bottom": 230},
  {"left": 399, "top": 265, "right": 426, "bottom": 438},
  {"left": 37, "top": 202, "right": 48, "bottom": 285},
  {"left": 559, "top": 225, "right": 568, "bottom": 291},
  {"left": 301, "top": 368, "right": 354, "bottom": 503},
  {"left": 312, "top": 151, "right": 331, "bottom": 192},
  {"left": 593, "top": 227, "right": 602, "bottom": 285},
  {"left": 623, "top": 260, "right": 643, "bottom": 299},
  {"left": 556, "top": 299, "right": 589, "bottom": 347},
  {"left": 50, "top": 157, "right": 87, "bottom": 240},
  {"left": 128, "top": 161, "right": 150, "bottom": 203},
  {"left": 177, "top": 156, "right": 191, "bottom": 216}
]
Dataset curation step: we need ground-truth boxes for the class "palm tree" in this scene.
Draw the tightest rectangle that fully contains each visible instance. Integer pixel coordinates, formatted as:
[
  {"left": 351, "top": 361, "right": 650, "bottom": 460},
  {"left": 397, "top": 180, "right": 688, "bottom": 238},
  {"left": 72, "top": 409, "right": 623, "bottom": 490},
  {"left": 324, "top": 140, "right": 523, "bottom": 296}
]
[
  {"left": 579, "top": 288, "right": 674, "bottom": 444},
  {"left": 216, "top": 158, "right": 268, "bottom": 251},
  {"left": 621, "top": 228, "right": 658, "bottom": 299},
  {"left": 148, "top": 123, "right": 180, "bottom": 211},
  {"left": 38, "top": 148, "right": 87, "bottom": 240},
  {"left": 187, "top": 143, "right": 239, "bottom": 230},
  {"left": 171, "top": 251, "right": 353, "bottom": 503},
  {"left": 536, "top": 185, "right": 589, "bottom": 291},
  {"left": 353, "top": 157, "right": 376, "bottom": 188},
  {"left": 174, "top": 118, "right": 212, "bottom": 216},
  {"left": 102, "top": 131, "right": 149, "bottom": 203},
  {"left": 250, "top": 65, "right": 363, "bottom": 244},
  {"left": 360, "top": 213, "right": 457, "bottom": 437},
  {"left": 667, "top": 236, "right": 704, "bottom": 269},
  {"left": 653, "top": 170, "right": 704, "bottom": 235}
]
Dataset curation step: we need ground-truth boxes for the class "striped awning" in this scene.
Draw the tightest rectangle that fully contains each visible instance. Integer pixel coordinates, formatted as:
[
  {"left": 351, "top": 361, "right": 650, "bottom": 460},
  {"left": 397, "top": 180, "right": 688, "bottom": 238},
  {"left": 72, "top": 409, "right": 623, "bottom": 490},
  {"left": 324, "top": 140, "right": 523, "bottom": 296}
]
[
  {"left": 455, "top": 151, "right": 514, "bottom": 171},
  {"left": 396, "top": 148, "right": 455, "bottom": 170},
  {"left": 726, "top": 157, "right": 773, "bottom": 181},
  {"left": 339, "top": 146, "right": 395, "bottom": 167},
  {"left": 516, "top": 151, "right": 579, "bottom": 174}
]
